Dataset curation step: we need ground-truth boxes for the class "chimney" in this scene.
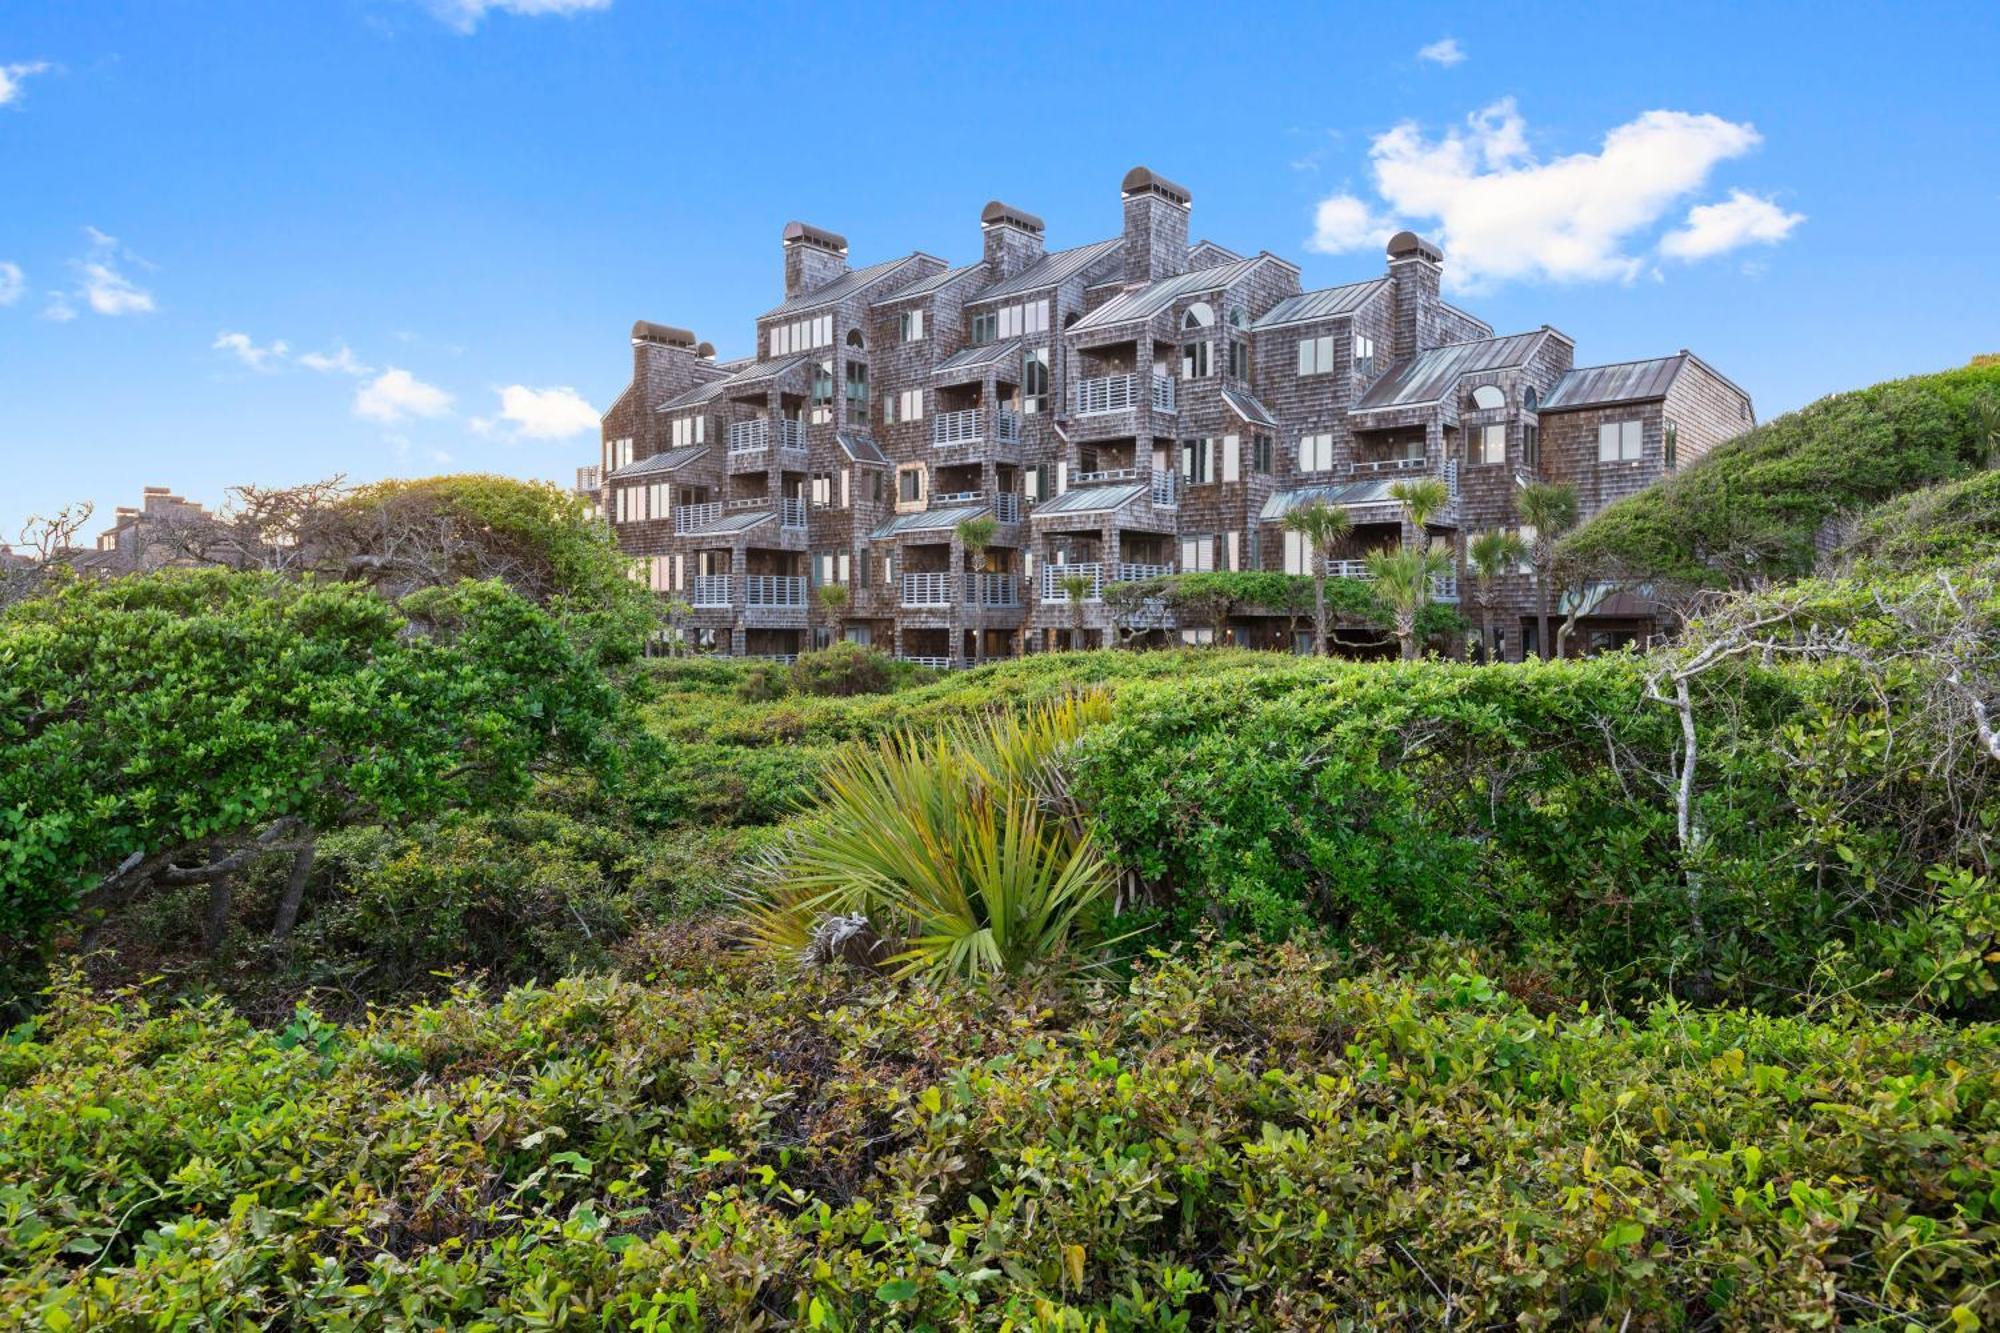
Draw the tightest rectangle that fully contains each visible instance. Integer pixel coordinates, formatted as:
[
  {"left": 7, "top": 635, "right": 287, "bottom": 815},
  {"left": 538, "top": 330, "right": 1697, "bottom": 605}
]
[
  {"left": 782, "top": 221, "right": 849, "bottom": 300},
  {"left": 1386, "top": 231, "right": 1443, "bottom": 361},
  {"left": 630, "top": 320, "right": 701, "bottom": 418},
  {"left": 1119, "top": 166, "right": 1191, "bottom": 285},
  {"left": 980, "top": 200, "right": 1046, "bottom": 282}
]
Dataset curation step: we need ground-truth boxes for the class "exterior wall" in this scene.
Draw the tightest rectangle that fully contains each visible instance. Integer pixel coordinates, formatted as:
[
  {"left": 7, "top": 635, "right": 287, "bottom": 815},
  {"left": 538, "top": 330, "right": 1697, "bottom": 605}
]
[{"left": 1664, "top": 355, "right": 1756, "bottom": 468}]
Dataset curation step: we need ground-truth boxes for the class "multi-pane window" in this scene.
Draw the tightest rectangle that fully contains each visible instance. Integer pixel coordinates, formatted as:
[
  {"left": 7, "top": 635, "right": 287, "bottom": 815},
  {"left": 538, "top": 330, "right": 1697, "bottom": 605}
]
[
  {"left": 1180, "top": 534, "right": 1217, "bottom": 572},
  {"left": 1023, "top": 463, "right": 1053, "bottom": 501},
  {"left": 1597, "top": 419, "right": 1644, "bottom": 462},
  {"left": 898, "top": 388, "right": 924, "bottom": 421},
  {"left": 670, "top": 416, "right": 705, "bottom": 448},
  {"left": 1283, "top": 528, "right": 1314, "bottom": 576},
  {"left": 993, "top": 299, "right": 1049, "bottom": 340},
  {"left": 1478, "top": 423, "right": 1508, "bottom": 465},
  {"left": 1522, "top": 424, "right": 1541, "bottom": 471},
  {"left": 971, "top": 311, "right": 998, "bottom": 344},
  {"left": 1180, "top": 436, "right": 1213, "bottom": 484},
  {"left": 809, "top": 360, "right": 835, "bottom": 424},
  {"left": 845, "top": 361, "right": 869, "bottom": 424},
  {"left": 1353, "top": 334, "right": 1377, "bottom": 378},
  {"left": 898, "top": 467, "right": 925, "bottom": 503},
  {"left": 606, "top": 437, "right": 634, "bottom": 471},
  {"left": 1023, "top": 348, "right": 1049, "bottom": 413},
  {"left": 648, "top": 481, "right": 670, "bottom": 517},
  {"left": 870, "top": 469, "right": 887, "bottom": 503},
  {"left": 899, "top": 309, "right": 925, "bottom": 342},
  {"left": 768, "top": 314, "right": 834, "bottom": 357},
  {"left": 1227, "top": 340, "right": 1249, "bottom": 380},
  {"left": 812, "top": 551, "right": 851, "bottom": 585},
  {"left": 1664, "top": 420, "right": 1680, "bottom": 471},
  {"left": 810, "top": 473, "right": 836, "bottom": 508},
  {"left": 1181, "top": 341, "right": 1211, "bottom": 379},
  {"left": 1297, "top": 334, "right": 1336, "bottom": 376},
  {"left": 1298, "top": 432, "right": 1336, "bottom": 473},
  {"left": 1252, "top": 432, "right": 1274, "bottom": 474}
]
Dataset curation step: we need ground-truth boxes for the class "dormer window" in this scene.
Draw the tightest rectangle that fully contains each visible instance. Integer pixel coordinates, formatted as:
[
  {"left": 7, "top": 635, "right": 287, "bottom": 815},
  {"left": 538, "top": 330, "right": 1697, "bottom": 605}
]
[
  {"left": 1523, "top": 385, "right": 1539, "bottom": 413},
  {"left": 971, "top": 311, "right": 998, "bottom": 345},
  {"left": 846, "top": 328, "right": 865, "bottom": 349},
  {"left": 1182, "top": 301, "right": 1215, "bottom": 330},
  {"left": 1228, "top": 307, "right": 1248, "bottom": 329},
  {"left": 899, "top": 309, "right": 925, "bottom": 342},
  {"left": 1470, "top": 384, "right": 1506, "bottom": 411}
]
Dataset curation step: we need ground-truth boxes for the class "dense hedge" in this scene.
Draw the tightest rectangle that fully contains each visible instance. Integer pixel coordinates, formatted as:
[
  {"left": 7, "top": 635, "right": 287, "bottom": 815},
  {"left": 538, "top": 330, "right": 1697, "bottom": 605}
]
[
  {"left": 1839, "top": 469, "right": 2000, "bottom": 572},
  {"left": 3, "top": 944, "right": 1993, "bottom": 1328},
  {"left": 1557, "top": 361, "right": 2000, "bottom": 589}
]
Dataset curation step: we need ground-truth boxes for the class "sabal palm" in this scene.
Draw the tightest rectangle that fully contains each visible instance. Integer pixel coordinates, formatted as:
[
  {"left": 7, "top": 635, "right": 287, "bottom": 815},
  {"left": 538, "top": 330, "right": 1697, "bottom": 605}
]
[
  {"left": 1518, "top": 482, "right": 1579, "bottom": 659},
  {"left": 1058, "top": 573, "right": 1093, "bottom": 649},
  {"left": 1281, "top": 501, "right": 1351, "bottom": 656},
  {"left": 1467, "top": 530, "right": 1527, "bottom": 663},
  {"left": 956, "top": 515, "right": 998, "bottom": 666},
  {"left": 1388, "top": 476, "right": 1450, "bottom": 532},
  {"left": 1366, "top": 543, "right": 1453, "bottom": 660}
]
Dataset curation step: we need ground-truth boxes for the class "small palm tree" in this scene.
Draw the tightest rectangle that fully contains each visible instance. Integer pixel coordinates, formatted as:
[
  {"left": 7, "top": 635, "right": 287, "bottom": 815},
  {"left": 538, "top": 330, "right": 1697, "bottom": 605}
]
[
  {"left": 1059, "top": 572, "right": 1093, "bottom": 650},
  {"left": 1280, "top": 501, "right": 1352, "bottom": 656},
  {"left": 1366, "top": 543, "right": 1454, "bottom": 660},
  {"left": 816, "top": 581, "right": 849, "bottom": 648},
  {"left": 1467, "top": 530, "right": 1528, "bottom": 663},
  {"left": 1373, "top": 475, "right": 1453, "bottom": 658},
  {"left": 1388, "top": 476, "right": 1450, "bottom": 533},
  {"left": 956, "top": 515, "right": 998, "bottom": 666},
  {"left": 1518, "top": 481, "right": 1579, "bottom": 660}
]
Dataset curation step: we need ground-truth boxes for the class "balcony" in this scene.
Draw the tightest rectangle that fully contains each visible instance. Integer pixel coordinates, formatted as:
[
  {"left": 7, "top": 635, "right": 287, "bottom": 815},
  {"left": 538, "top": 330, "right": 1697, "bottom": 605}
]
[
  {"left": 932, "top": 409, "right": 983, "bottom": 447},
  {"left": 1349, "top": 455, "right": 1428, "bottom": 477},
  {"left": 574, "top": 464, "right": 601, "bottom": 494},
  {"left": 1114, "top": 561, "right": 1175, "bottom": 583},
  {"left": 689, "top": 574, "right": 733, "bottom": 607},
  {"left": 727, "top": 419, "right": 768, "bottom": 453},
  {"left": 1072, "top": 467, "right": 1139, "bottom": 486},
  {"left": 900, "top": 572, "right": 954, "bottom": 607},
  {"left": 745, "top": 575, "right": 808, "bottom": 608},
  {"left": 780, "top": 496, "right": 808, "bottom": 528},
  {"left": 897, "top": 655, "right": 955, "bottom": 670},
  {"left": 1317, "top": 557, "right": 1460, "bottom": 602},
  {"left": 1150, "top": 471, "right": 1179, "bottom": 508},
  {"left": 994, "top": 492, "right": 1021, "bottom": 524},
  {"left": 930, "top": 489, "right": 983, "bottom": 508},
  {"left": 995, "top": 409, "right": 1022, "bottom": 443},
  {"left": 965, "top": 572, "right": 1020, "bottom": 607},
  {"left": 1039, "top": 563, "right": 1103, "bottom": 602},
  {"left": 1073, "top": 372, "right": 1175, "bottom": 416},
  {"left": 778, "top": 418, "right": 807, "bottom": 451},
  {"left": 674, "top": 501, "right": 724, "bottom": 534}
]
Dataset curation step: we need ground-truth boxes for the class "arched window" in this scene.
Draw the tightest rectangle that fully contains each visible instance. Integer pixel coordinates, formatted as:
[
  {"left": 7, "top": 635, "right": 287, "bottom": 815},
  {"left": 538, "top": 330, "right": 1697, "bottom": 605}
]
[
  {"left": 1522, "top": 385, "right": 1539, "bottom": 412},
  {"left": 1182, "top": 301, "right": 1215, "bottom": 330},
  {"left": 1063, "top": 311, "right": 1080, "bottom": 329},
  {"left": 1470, "top": 384, "right": 1506, "bottom": 411},
  {"left": 1227, "top": 306, "right": 1248, "bottom": 329},
  {"left": 846, "top": 328, "right": 865, "bottom": 349}
]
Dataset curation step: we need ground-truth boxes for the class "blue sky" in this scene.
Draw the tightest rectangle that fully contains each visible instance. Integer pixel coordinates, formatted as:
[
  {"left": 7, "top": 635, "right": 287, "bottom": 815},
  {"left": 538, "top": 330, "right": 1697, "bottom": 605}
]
[{"left": 3, "top": 0, "right": 1996, "bottom": 540}]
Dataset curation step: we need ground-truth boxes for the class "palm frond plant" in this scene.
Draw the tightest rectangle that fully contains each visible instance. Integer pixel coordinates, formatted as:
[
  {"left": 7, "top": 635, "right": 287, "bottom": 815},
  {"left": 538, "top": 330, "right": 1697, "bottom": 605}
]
[
  {"left": 1518, "top": 481, "right": 1579, "bottom": 659},
  {"left": 1058, "top": 572, "right": 1093, "bottom": 649},
  {"left": 1280, "top": 501, "right": 1351, "bottom": 656},
  {"left": 956, "top": 515, "right": 998, "bottom": 666},
  {"left": 1467, "top": 529, "right": 1528, "bottom": 663},
  {"left": 1365, "top": 543, "right": 1455, "bottom": 661}
]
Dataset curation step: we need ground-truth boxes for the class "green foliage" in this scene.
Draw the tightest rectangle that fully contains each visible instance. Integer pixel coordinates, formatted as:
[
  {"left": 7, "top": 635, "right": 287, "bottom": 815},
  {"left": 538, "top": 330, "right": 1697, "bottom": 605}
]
[
  {"left": 1560, "top": 361, "right": 2000, "bottom": 589},
  {"left": 789, "top": 642, "right": 898, "bottom": 698},
  {"left": 2, "top": 944, "right": 1994, "bottom": 1327},
  {"left": 1841, "top": 469, "right": 2000, "bottom": 572},
  {"left": 0, "top": 571, "right": 618, "bottom": 977},
  {"left": 743, "top": 694, "right": 1118, "bottom": 979}
]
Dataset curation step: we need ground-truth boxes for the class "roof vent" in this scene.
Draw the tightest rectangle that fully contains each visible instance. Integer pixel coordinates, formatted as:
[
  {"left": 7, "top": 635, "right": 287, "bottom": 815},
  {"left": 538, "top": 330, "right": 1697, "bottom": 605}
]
[
  {"left": 1386, "top": 231, "right": 1443, "bottom": 264},
  {"left": 1119, "top": 166, "right": 1191, "bottom": 208},
  {"left": 781, "top": 220, "right": 848, "bottom": 255},
  {"left": 980, "top": 200, "right": 1045, "bottom": 234},
  {"left": 631, "top": 321, "right": 697, "bottom": 348},
  {"left": 696, "top": 341, "right": 716, "bottom": 359}
]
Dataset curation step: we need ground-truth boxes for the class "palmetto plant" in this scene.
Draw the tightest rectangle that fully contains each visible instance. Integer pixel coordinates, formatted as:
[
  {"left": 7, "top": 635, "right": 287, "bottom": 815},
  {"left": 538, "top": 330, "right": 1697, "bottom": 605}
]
[
  {"left": 1365, "top": 543, "right": 1455, "bottom": 661},
  {"left": 1059, "top": 572, "right": 1093, "bottom": 649},
  {"left": 1387, "top": 476, "right": 1450, "bottom": 532},
  {"left": 1280, "top": 501, "right": 1351, "bottom": 656},
  {"left": 956, "top": 515, "right": 998, "bottom": 666},
  {"left": 816, "top": 580, "right": 849, "bottom": 638},
  {"left": 738, "top": 692, "right": 1120, "bottom": 980},
  {"left": 1467, "top": 529, "right": 1528, "bottom": 663},
  {"left": 1518, "top": 481, "right": 1579, "bottom": 659}
]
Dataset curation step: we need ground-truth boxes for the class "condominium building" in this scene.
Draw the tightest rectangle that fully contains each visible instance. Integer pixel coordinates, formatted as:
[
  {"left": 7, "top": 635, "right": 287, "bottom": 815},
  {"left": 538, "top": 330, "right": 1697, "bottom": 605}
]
[{"left": 582, "top": 167, "right": 1753, "bottom": 663}]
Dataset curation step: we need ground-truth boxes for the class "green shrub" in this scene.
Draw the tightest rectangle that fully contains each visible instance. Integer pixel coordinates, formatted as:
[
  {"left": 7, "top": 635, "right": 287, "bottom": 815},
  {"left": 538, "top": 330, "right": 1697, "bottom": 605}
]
[
  {"left": 2, "top": 944, "right": 1994, "bottom": 1327},
  {"left": 789, "top": 641, "right": 898, "bottom": 697}
]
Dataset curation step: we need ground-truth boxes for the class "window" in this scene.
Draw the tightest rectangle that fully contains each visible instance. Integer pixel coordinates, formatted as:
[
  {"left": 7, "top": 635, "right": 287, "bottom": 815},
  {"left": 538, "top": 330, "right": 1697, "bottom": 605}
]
[
  {"left": 1023, "top": 348, "right": 1049, "bottom": 414},
  {"left": 1182, "top": 301, "right": 1215, "bottom": 329},
  {"left": 899, "top": 309, "right": 925, "bottom": 342},
  {"left": 1227, "top": 340, "right": 1249, "bottom": 380},
  {"left": 1180, "top": 436, "right": 1212, "bottom": 484},
  {"left": 1297, "top": 334, "right": 1335, "bottom": 376},
  {"left": 810, "top": 472, "right": 835, "bottom": 508},
  {"left": 1252, "top": 432, "right": 1274, "bottom": 474},
  {"left": 1298, "top": 431, "right": 1336, "bottom": 473},
  {"left": 870, "top": 469, "right": 887, "bottom": 503},
  {"left": 1597, "top": 419, "right": 1644, "bottom": 462},
  {"left": 1664, "top": 420, "right": 1680, "bottom": 471},
  {"left": 670, "top": 416, "right": 705, "bottom": 448},
  {"left": 882, "top": 392, "right": 895, "bottom": 423},
  {"left": 1023, "top": 463, "right": 1052, "bottom": 501},
  {"left": 1353, "top": 334, "right": 1376, "bottom": 378},
  {"left": 1221, "top": 433, "right": 1241, "bottom": 482},
  {"left": 1478, "top": 423, "right": 1507, "bottom": 465},
  {"left": 1181, "top": 340, "right": 1210, "bottom": 379},
  {"left": 1515, "top": 525, "right": 1537, "bottom": 574},
  {"left": 766, "top": 314, "right": 834, "bottom": 358},
  {"left": 648, "top": 481, "right": 670, "bottom": 517},
  {"left": 898, "top": 388, "right": 923, "bottom": 421},
  {"left": 990, "top": 299, "right": 1048, "bottom": 341},
  {"left": 898, "top": 467, "right": 925, "bottom": 503},
  {"left": 1228, "top": 307, "right": 1248, "bottom": 329},
  {"left": 1283, "top": 528, "right": 1314, "bottom": 575},
  {"left": 1470, "top": 384, "right": 1507, "bottom": 411},
  {"left": 812, "top": 551, "right": 850, "bottom": 585},
  {"left": 1180, "top": 534, "right": 1217, "bottom": 572},
  {"left": 809, "top": 360, "right": 834, "bottom": 424},
  {"left": 606, "top": 436, "right": 634, "bottom": 471},
  {"left": 844, "top": 361, "right": 869, "bottom": 424},
  {"left": 971, "top": 311, "right": 997, "bottom": 344},
  {"left": 1522, "top": 424, "right": 1541, "bottom": 472},
  {"left": 1522, "top": 385, "right": 1539, "bottom": 413}
]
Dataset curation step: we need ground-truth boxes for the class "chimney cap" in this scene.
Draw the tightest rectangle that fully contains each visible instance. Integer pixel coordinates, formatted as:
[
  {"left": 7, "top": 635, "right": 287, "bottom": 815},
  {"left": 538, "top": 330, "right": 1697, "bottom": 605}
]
[
  {"left": 1387, "top": 231, "right": 1443, "bottom": 264},
  {"left": 1120, "top": 166, "right": 1191, "bottom": 207},
  {"left": 696, "top": 340, "right": 716, "bottom": 359},
  {"left": 632, "top": 320, "right": 697, "bottom": 348},
  {"left": 980, "top": 200, "right": 1046, "bottom": 233},
  {"left": 781, "top": 220, "right": 848, "bottom": 254}
]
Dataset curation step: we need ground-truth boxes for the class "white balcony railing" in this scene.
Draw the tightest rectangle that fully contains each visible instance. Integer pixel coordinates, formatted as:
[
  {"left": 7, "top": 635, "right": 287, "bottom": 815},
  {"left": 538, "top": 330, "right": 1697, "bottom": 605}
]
[
  {"left": 1350, "top": 455, "right": 1427, "bottom": 476},
  {"left": 1073, "top": 467, "right": 1139, "bottom": 486},
  {"left": 1150, "top": 373, "right": 1176, "bottom": 413},
  {"left": 965, "top": 572, "right": 1019, "bottom": 606},
  {"left": 994, "top": 409, "right": 1022, "bottom": 443},
  {"left": 778, "top": 418, "right": 807, "bottom": 451},
  {"left": 1115, "top": 561, "right": 1175, "bottom": 583},
  {"left": 780, "top": 496, "right": 808, "bottom": 528},
  {"left": 674, "top": 501, "right": 724, "bottom": 534},
  {"left": 932, "top": 409, "right": 984, "bottom": 447},
  {"left": 1315, "top": 557, "right": 1460, "bottom": 602},
  {"left": 1150, "top": 471, "right": 1179, "bottom": 508},
  {"left": 994, "top": 492, "right": 1021, "bottom": 524},
  {"left": 930, "top": 489, "right": 982, "bottom": 508},
  {"left": 575, "top": 465, "right": 601, "bottom": 493},
  {"left": 900, "top": 572, "right": 954, "bottom": 607},
  {"left": 897, "top": 655, "right": 954, "bottom": 670},
  {"left": 727, "top": 419, "right": 768, "bottom": 453},
  {"left": 690, "top": 574, "right": 733, "bottom": 607},
  {"left": 745, "top": 575, "right": 808, "bottom": 607},
  {"left": 1074, "top": 374, "right": 1136, "bottom": 415},
  {"left": 1039, "top": 563, "right": 1104, "bottom": 602}
]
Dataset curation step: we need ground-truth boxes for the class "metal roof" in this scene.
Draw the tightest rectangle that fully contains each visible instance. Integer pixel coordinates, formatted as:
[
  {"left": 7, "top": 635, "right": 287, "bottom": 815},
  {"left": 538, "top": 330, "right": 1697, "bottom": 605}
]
[
  {"left": 656, "top": 374, "right": 740, "bottom": 412},
  {"left": 1220, "top": 387, "right": 1279, "bottom": 429},
  {"left": 1068, "top": 255, "right": 1278, "bottom": 333},
  {"left": 1032, "top": 482, "right": 1147, "bottom": 516},
  {"left": 871, "top": 262, "right": 983, "bottom": 305},
  {"left": 1539, "top": 355, "right": 1686, "bottom": 412},
  {"left": 1260, "top": 479, "right": 1405, "bottom": 520},
  {"left": 680, "top": 509, "right": 774, "bottom": 537},
  {"left": 1352, "top": 330, "right": 1552, "bottom": 413},
  {"left": 971, "top": 237, "right": 1123, "bottom": 302},
  {"left": 933, "top": 337, "right": 1023, "bottom": 380},
  {"left": 758, "top": 253, "right": 937, "bottom": 320},
  {"left": 608, "top": 446, "right": 707, "bottom": 480},
  {"left": 836, "top": 432, "right": 888, "bottom": 464},
  {"left": 713, "top": 353, "right": 809, "bottom": 394},
  {"left": 869, "top": 504, "right": 989, "bottom": 539},
  {"left": 1252, "top": 279, "right": 1389, "bottom": 330}
]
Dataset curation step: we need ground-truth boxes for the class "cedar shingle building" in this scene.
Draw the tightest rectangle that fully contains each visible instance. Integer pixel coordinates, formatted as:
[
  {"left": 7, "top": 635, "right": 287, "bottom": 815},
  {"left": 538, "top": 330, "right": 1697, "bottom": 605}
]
[{"left": 583, "top": 167, "right": 1753, "bottom": 662}]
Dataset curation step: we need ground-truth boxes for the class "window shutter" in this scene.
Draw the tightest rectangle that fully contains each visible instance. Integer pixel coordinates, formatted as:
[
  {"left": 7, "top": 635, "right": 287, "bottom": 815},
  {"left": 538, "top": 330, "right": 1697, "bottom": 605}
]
[{"left": 1222, "top": 434, "right": 1240, "bottom": 482}]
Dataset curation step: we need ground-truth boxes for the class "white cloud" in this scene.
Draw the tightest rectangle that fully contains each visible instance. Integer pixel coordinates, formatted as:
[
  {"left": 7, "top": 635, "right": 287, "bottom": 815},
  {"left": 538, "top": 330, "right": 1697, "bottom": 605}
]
[
  {"left": 299, "top": 345, "right": 372, "bottom": 375},
  {"left": 354, "top": 368, "right": 453, "bottom": 423},
  {"left": 486, "top": 384, "right": 598, "bottom": 440},
  {"left": 1311, "top": 98, "right": 1785, "bottom": 289},
  {"left": 1416, "top": 37, "right": 1465, "bottom": 67},
  {"left": 1307, "top": 193, "right": 1397, "bottom": 255},
  {"left": 427, "top": 0, "right": 612, "bottom": 33},
  {"left": 0, "top": 262, "right": 22, "bottom": 306},
  {"left": 213, "top": 331, "right": 289, "bottom": 371},
  {"left": 0, "top": 61, "right": 51, "bottom": 107},
  {"left": 1660, "top": 189, "right": 1805, "bottom": 260},
  {"left": 66, "top": 228, "right": 156, "bottom": 315},
  {"left": 41, "top": 292, "right": 76, "bottom": 322}
]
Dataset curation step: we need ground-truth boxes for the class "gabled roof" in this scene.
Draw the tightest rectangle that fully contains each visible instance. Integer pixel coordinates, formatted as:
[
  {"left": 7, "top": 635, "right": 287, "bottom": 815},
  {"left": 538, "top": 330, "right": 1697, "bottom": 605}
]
[
  {"left": 1259, "top": 479, "right": 1406, "bottom": 520},
  {"left": 681, "top": 509, "right": 774, "bottom": 537},
  {"left": 1252, "top": 278, "right": 1389, "bottom": 330},
  {"left": 971, "top": 237, "right": 1123, "bottom": 302},
  {"left": 836, "top": 432, "right": 888, "bottom": 464},
  {"left": 1352, "top": 330, "right": 1553, "bottom": 413},
  {"left": 1538, "top": 355, "right": 1686, "bottom": 412},
  {"left": 1220, "top": 387, "right": 1279, "bottom": 429},
  {"left": 657, "top": 375, "right": 740, "bottom": 412},
  {"left": 1186, "top": 239, "right": 1244, "bottom": 271},
  {"left": 933, "top": 337, "right": 1022, "bottom": 380},
  {"left": 608, "top": 446, "right": 707, "bottom": 480},
  {"left": 870, "top": 504, "right": 989, "bottom": 539},
  {"left": 871, "top": 262, "right": 983, "bottom": 306},
  {"left": 1032, "top": 482, "right": 1147, "bottom": 516},
  {"left": 1439, "top": 302, "right": 1495, "bottom": 339},
  {"left": 1067, "top": 255, "right": 1279, "bottom": 333},
  {"left": 714, "top": 353, "right": 810, "bottom": 394},
  {"left": 758, "top": 253, "right": 939, "bottom": 320}
]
